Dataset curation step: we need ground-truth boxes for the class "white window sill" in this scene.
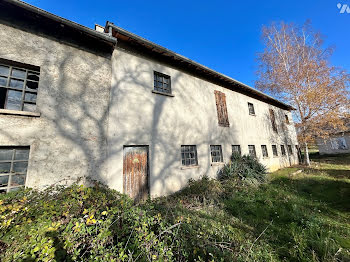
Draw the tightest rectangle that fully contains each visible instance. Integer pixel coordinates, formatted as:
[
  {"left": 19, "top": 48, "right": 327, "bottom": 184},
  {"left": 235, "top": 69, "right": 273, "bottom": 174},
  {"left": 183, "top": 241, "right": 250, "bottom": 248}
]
[
  {"left": 180, "top": 165, "right": 200, "bottom": 170},
  {"left": 0, "top": 109, "right": 40, "bottom": 117},
  {"left": 249, "top": 114, "right": 256, "bottom": 116},
  {"left": 211, "top": 162, "right": 225, "bottom": 166},
  {"left": 152, "top": 90, "right": 174, "bottom": 97}
]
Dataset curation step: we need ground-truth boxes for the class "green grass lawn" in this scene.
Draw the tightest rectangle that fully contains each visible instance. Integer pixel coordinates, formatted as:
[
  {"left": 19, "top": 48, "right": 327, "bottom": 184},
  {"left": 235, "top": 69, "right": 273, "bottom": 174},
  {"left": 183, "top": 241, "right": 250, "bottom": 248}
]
[{"left": 150, "top": 153, "right": 350, "bottom": 261}]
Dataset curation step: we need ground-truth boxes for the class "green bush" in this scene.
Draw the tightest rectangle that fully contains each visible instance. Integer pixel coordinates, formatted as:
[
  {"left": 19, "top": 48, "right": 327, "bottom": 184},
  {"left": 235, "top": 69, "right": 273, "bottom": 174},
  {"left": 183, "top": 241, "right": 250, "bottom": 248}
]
[
  {"left": 0, "top": 183, "right": 178, "bottom": 262},
  {"left": 218, "top": 153, "right": 267, "bottom": 183}
]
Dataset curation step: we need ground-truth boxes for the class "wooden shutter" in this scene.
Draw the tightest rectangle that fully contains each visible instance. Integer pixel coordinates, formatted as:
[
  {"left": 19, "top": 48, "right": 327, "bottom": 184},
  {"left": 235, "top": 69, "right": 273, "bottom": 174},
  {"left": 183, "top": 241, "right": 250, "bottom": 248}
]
[
  {"left": 269, "top": 109, "right": 278, "bottom": 133},
  {"left": 214, "top": 91, "right": 229, "bottom": 127}
]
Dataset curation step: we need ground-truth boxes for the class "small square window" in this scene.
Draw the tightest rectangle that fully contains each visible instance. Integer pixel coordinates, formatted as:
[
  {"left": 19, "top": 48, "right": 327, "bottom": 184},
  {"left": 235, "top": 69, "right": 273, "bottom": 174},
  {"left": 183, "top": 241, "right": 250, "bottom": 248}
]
[
  {"left": 248, "top": 145, "right": 256, "bottom": 158},
  {"left": 0, "top": 146, "right": 29, "bottom": 193},
  {"left": 232, "top": 145, "right": 241, "bottom": 156},
  {"left": 154, "top": 71, "right": 171, "bottom": 94},
  {"left": 272, "top": 145, "right": 278, "bottom": 157},
  {"left": 0, "top": 59, "right": 40, "bottom": 113},
  {"left": 248, "top": 102, "right": 255, "bottom": 115},
  {"left": 181, "top": 145, "right": 198, "bottom": 166},
  {"left": 210, "top": 145, "right": 223, "bottom": 163},
  {"left": 261, "top": 145, "right": 268, "bottom": 158},
  {"left": 285, "top": 114, "right": 290, "bottom": 124},
  {"left": 281, "top": 145, "right": 286, "bottom": 156},
  {"left": 287, "top": 145, "right": 293, "bottom": 155}
]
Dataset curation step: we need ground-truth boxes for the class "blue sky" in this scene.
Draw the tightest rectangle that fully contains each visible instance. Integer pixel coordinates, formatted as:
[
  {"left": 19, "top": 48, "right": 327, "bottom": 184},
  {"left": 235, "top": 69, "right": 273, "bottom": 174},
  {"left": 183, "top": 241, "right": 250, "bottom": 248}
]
[{"left": 25, "top": 0, "right": 350, "bottom": 87}]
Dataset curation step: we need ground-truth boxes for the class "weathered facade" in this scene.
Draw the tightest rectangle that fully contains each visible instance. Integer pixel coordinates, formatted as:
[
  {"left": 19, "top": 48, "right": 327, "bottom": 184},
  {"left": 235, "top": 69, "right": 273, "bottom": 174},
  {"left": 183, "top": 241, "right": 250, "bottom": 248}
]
[
  {"left": 0, "top": 0, "right": 298, "bottom": 197},
  {"left": 316, "top": 133, "right": 350, "bottom": 155}
]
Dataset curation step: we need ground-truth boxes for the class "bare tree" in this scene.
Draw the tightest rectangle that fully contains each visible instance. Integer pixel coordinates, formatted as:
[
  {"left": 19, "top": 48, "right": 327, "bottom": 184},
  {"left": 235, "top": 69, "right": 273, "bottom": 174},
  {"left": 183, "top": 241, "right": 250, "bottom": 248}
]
[{"left": 256, "top": 21, "right": 350, "bottom": 165}]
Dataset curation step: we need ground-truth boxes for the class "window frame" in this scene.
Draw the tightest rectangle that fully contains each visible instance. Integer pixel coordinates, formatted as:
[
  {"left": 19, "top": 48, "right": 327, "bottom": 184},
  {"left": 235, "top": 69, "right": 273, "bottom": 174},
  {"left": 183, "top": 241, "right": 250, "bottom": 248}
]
[
  {"left": 281, "top": 145, "right": 286, "bottom": 156},
  {"left": 272, "top": 145, "right": 278, "bottom": 157},
  {"left": 285, "top": 114, "right": 290, "bottom": 124},
  {"left": 181, "top": 145, "right": 198, "bottom": 166},
  {"left": 214, "top": 90, "right": 230, "bottom": 127},
  {"left": 248, "top": 102, "right": 255, "bottom": 116},
  {"left": 210, "top": 145, "right": 223, "bottom": 163},
  {"left": 153, "top": 71, "right": 172, "bottom": 95},
  {"left": 248, "top": 145, "right": 257, "bottom": 158},
  {"left": 232, "top": 145, "right": 241, "bottom": 156},
  {"left": 0, "top": 60, "right": 40, "bottom": 113},
  {"left": 287, "top": 145, "right": 293, "bottom": 155},
  {"left": 0, "top": 146, "right": 30, "bottom": 193},
  {"left": 261, "top": 145, "right": 269, "bottom": 158},
  {"left": 269, "top": 109, "right": 278, "bottom": 133}
]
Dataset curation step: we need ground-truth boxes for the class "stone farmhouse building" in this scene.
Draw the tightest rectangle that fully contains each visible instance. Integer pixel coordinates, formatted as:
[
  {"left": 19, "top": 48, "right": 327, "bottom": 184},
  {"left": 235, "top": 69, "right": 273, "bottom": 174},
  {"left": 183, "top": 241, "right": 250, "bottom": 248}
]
[{"left": 0, "top": 0, "right": 299, "bottom": 199}]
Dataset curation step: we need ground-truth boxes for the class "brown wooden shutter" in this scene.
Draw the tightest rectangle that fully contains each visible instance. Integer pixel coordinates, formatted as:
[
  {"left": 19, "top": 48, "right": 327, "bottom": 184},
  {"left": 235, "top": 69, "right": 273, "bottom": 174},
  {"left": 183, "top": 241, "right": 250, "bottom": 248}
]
[
  {"left": 214, "top": 91, "right": 229, "bottom": 127},
  {"left": 269, "top": 109, "right": 278, "bottom": 133}
]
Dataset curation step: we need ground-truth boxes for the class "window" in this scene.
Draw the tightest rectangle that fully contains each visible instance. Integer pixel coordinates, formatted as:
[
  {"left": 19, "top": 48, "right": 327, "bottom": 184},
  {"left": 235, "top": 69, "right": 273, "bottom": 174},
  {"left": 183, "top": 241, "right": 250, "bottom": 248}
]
[
  {"left": 248, "top": 102, "right": 255, "bottom": 115},
  {"left": 281, "top": 145, "right": 286, "bottom": 156},
  {"left": 285, "top": 114, "right": 290, "bottom": 124},
  {"left": 0, "top": 60, "right": 40, "bottom": 112},
  {"left": 269, "top": 109, "right": 278, "bottom": 133},
  {"left": 232, "top": 145, "right": 241, "bottom": 156},
  {"left": 154, "top": 71, "right": 171, "bottom": 94},
  {"left": 248, "top": 145, "right": 256, "bottom": 158},
  {"left": 214, "top": 91, "right": 229, "bottom": 127},
  {"left": 261, "top": 145, "right": 268, "bottom": 158},
  {"left": 0, "top": 146, "right": 29, "bottom": 193},
  {"left": 272, "top": 145, "right": 278, "bottom": 157},
  {"left": 181, "top": 145, "right": 198, "bottom": 166},
  {"left": 210, "top": 145, "right": 223, "bottom": 163},
  {"left": 287, "top": 145, "right": 293, "bottom": 155}
]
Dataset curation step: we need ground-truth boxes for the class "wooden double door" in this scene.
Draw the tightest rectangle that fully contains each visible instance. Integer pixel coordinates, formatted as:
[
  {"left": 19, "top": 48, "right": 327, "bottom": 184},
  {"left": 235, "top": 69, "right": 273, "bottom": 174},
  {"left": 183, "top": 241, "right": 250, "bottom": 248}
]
[{"left": 123, "top": 146, "right": 149, "bottom": 201}]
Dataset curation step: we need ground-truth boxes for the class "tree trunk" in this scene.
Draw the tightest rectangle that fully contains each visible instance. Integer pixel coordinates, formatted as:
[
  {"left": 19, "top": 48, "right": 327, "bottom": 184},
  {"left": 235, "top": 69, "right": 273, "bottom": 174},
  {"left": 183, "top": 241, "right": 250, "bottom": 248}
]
[{"left": 304, "top": 142, "right": 310, "bottom": 166}]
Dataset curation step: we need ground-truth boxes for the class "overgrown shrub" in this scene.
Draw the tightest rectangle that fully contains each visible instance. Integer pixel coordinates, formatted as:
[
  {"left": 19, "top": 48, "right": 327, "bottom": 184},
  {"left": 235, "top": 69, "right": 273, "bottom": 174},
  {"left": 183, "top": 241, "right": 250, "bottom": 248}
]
[
  {"left": 218, "top": 153, "right": 267, "bottom": 183},
  {"left": 0, "top": 183, "right": 178, "bottom": 261}
]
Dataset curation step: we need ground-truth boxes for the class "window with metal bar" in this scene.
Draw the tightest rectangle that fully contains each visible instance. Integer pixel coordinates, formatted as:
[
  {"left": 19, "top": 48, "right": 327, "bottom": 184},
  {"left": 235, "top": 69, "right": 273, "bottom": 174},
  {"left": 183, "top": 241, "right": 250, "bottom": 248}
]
[
  {"left": 248, "top": 102, "right": 255, "bottom": 115},
  {"left": 154, "top": 71, "right": 171, "bottom": 94},
  {"left": 248, "top": 145, "right": 257, "bottom": 158},
  {"left": 287, "top": 145, "right": 293, "bottom": 155},
  {"left": 261, "top": 145, "right": 269, "bottom": 158},
  {"left": 210, "top": 145, "right": 223, "bottom": 163},
  {"left": 181, "top": 145, "right": 198, "bottom": 166},
  {"left": 0, "top": 146, "right": 29, "bottom": 193},
  {"left": 232, "top": 145, "right": 241, "bottom": 156},
  {"left": 272, "top": 145, "right": 278, "bottom": 157},
  {"left": 0, "top": 61, "right": 40, "bottom": 112},
  {"left": 281, "top": 145, "right": 286, "bottom": 156}
]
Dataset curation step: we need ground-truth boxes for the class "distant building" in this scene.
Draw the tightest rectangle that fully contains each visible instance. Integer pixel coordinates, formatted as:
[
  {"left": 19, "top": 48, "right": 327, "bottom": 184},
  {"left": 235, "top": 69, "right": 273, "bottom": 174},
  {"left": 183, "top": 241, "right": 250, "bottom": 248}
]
[
  {"left": 316, "top": 132, "right": 350, "bottom": 155},
  {"left": 0, "top": 0, "right": 299, "bottom": 198}
]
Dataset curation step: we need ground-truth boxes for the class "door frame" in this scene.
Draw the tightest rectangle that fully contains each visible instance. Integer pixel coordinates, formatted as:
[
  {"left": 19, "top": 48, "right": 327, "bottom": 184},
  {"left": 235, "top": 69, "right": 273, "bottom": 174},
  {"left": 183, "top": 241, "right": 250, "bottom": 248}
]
[{"left": 122, "top": 145, "right": 150, "bottom": 199}]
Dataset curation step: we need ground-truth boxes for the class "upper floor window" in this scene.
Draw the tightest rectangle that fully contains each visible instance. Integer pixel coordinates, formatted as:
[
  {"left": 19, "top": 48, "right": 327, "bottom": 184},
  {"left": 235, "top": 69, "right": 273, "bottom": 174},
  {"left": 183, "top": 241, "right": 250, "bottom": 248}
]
[
  {"left": 214, "top": 90, "right": 229, "bottom": 127},
  {"left": 248, "top": 145, "right": 256, "bottom": 158},
  {"left": 181, "top": 145, "right": 198, "bottom": 166},
  {"left": 0, "top": 59, "right": 40, "bottom": 112},
  {"left": 281, "top": 145, "right": 286, "bottom": 156},
  {"left": 285, "top": 114, "right": 290, "bottom": 124},
  {"left": 210, "top": 145, "right": 223, "bottom": 163},
  {"left": 261, "top": 145, "right": 269, "bottom": 158},
  {"left": 0, "top": 146, "right": 30, "bottom": 193},
  {"left": 248, "top": 102, "right": 255, "bottom": 115},
  {"left": 269, "top": 109, "right": 278, "bottom": 133},
  {"left": 154, "top": 71, "right": 171, "bottom": 94},
  {"left": 272, "top": 145, "right": 278, "bottom": 157},
  {"left": 232, "top": 145, "right": 241, "bottom": 156}
]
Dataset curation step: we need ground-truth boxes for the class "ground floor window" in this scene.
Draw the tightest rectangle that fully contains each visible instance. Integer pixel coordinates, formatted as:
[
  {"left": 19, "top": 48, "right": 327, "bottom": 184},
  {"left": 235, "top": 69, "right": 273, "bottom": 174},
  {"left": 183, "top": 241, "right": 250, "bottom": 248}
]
[
  {"left": 0, "top": 146, "right": 29, "bottom": 193},
  {"left": 181, "top": 145, "right": 198, "bottom": 166},
  {"left": 272, "top": 145, "right": 278, "bottom": 156},
  {"left": 261, "top": 145, "right": 269, "bottom": 158},
  {"left": 287, "top": 145, "right": 293, "bottom": 155},
  {"left": 210, "top": 145, "right": 223, "bottom": 163},
  {"left": 248, "top": 145, "right": 256, "bottom": 158},
  {"left": 232, "top": 145, "right": 241, "bottom": 156},
  {"left": 281, "top": 145, "right": 286, "bottom": 156}
]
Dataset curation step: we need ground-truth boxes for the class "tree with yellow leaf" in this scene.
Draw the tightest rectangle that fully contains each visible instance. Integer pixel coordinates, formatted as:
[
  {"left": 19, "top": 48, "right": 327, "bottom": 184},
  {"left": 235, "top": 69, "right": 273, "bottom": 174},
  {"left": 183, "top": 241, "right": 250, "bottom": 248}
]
[{"left": 256, "top": 21, "right": 350, "bottom": 165}]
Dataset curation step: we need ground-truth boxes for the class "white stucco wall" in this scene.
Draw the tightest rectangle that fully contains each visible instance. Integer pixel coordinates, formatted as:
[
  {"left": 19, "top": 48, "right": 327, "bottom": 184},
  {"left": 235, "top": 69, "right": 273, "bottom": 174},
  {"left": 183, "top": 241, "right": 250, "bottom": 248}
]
[
  {"left": 0, "top": 23, "right": 112, "bottom": 189},
  {"left": 106, "top": 47, "right": 299, "bottom": 197}
]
